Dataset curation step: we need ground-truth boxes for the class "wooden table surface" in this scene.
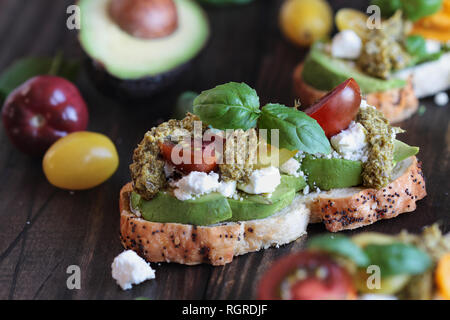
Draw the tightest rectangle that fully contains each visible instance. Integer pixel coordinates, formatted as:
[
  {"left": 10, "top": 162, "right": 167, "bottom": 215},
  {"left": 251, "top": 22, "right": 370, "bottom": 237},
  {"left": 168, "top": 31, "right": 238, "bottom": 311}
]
[{"left": 0, "top": 0, "right": 448, "bottom": 300}]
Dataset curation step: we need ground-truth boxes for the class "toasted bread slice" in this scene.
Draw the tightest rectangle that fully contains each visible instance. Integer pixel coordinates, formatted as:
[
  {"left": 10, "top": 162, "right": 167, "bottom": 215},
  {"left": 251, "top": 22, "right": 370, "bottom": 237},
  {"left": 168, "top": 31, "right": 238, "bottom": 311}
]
[
  {"left": 119, "top": 183, "right": 310, "bottom": 266},
  {"left": 293, "top": 63, "right": 419, "bottom": 123},
  {"left": 299, "top": 156, "right": 426, "bottom": 232}
]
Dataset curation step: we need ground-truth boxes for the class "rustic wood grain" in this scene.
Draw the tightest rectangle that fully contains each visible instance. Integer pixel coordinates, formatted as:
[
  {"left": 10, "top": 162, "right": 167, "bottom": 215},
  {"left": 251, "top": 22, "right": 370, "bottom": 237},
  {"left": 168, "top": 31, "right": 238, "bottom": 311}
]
[{"left": 0, "top": 0, "right": 448, "bottom": 300}]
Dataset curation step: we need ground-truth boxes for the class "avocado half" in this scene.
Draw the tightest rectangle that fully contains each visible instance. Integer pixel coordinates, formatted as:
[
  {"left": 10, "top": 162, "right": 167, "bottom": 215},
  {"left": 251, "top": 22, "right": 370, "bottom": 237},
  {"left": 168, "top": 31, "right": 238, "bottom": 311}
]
[{"left": 78, "top": 0, "right": 209, "bottom": 99}]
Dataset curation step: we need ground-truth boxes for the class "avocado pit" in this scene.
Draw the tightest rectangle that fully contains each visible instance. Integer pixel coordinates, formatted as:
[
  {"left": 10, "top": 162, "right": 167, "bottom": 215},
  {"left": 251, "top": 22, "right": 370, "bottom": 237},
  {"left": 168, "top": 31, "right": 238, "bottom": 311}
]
[{"left": 109, "top": 0, "right": 178, "bottom": 39}]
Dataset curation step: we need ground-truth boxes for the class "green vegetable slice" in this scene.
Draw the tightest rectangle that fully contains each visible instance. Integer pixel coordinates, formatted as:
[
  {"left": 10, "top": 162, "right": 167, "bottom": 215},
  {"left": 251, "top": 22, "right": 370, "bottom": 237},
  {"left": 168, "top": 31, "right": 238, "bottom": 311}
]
[
  {"left": 400, "top": 0, "right": 443, "bottom": 21},
  {"left": 364, "top": 243, "right": 432, "bottom": 277},
  {"left": 307, "top": 234, "right": 370, "bottom": 267},
  {"left": 193, "top": 82, "right": 260, "bottom": 130},
  {"left": 393, "top": 140, "right": 419, "bottom": 164},
  {"left": 258, "top": 103, "right": 331, "bottom": 154}
]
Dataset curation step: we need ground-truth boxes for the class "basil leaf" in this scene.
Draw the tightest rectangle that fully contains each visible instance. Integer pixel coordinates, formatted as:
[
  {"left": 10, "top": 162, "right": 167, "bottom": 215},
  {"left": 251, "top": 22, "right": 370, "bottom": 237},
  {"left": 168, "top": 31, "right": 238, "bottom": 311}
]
[
  {"left": 400, "top": 0, "right": 443, "bottom": 22},
  {"left": 308, "top": 234, "right": 370, "bottom": 267},
  {"left": 405, "top": 35, "right": 427, "bottom": 58},
  {"left": 193, "top": 82, "right": 260, "bottom": 130},
  {"left": 258, "top": 103, "right": 331, "bottom": 154},
  {"left": 364, "top": 243, "right": 432, "bottom": 277},
  {"left": 371, "top": 0, "right": 402, "bottom": 17},
  {"left": 0, "top": 57, "right": 80, "bottom": 102}
]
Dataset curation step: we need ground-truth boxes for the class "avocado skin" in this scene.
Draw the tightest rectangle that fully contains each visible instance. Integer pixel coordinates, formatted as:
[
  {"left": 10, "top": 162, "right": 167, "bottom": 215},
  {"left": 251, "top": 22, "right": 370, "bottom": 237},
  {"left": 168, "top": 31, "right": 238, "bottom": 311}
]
[
  {"left": 227, "top": 187, "right": 295, "bottom": 222},
  {"left": 131, "top": 191, "right": 232, "bottom": 226},
  {"left": 302, "top": 156, "right": 363, "bottom": 190},
  {"left": 86, "top": 59, "right": 190, "bottom": 100},
  {"left": 302, "top": 44, "right": 406, "bottom": 94}
]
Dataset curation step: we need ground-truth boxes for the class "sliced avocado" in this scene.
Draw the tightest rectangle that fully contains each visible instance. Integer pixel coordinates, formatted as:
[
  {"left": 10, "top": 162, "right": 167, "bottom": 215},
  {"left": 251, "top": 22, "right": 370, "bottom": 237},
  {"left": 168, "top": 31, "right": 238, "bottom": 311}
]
[
  {"left": 302, "top": 44, "right": 406, "bottom": 94},
  {"left": 393, "top": 140, "right": 419, "bottom": 164},
  {"left": 227, "top": 187, "right": 295, "bottom": 222},
  {"left": 301, "top": 155, "right": 363, "bottom": 190},
  {"left": 79, "top": 0, "right": 209, "bottom": 80},
  {"left": 131, "top": 191, "right": 232, "bottom": 226},
  {"left": 280, "top": 174, "right": 307, "bottom": 192}
]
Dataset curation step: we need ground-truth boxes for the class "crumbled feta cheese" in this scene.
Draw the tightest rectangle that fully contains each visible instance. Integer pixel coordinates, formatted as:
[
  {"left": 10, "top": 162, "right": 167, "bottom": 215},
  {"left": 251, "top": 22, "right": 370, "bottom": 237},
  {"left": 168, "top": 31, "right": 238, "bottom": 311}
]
[
  {"left": 360, "top": 99, "right": 375, "bottom": 110},
  {"left": 303, "top": 185, "right": 310, "bottom": 195},
  {"left": 111, "top": 250, "right": 155, "bottom": 290},
  {"left": 425, "top": 39, "right": 441, "bottom": 55},
  {"left": 280, "top": 158, "right": 301, "bottom": 177},
  {"left": 217, "top": 180, "right": 236, "bottom": 198},
  {"left": 173, "top": 171, "right": 220, "bottom": 200},
  {"left": 172, "top": 171, "right": 237, "bottom": 200},
  {"left": 238, "top": 166, "right": 281, "bottom": 194},
  {"left": 331, "top": 30, "right": 362, "bottom": 60},
  {"left": 330, "top": 121, "right": 369, "bottom": 162},
  {"left": 434, "top": 92, "right": 449, "bottom": 106},
  {"left": 393, "top": 52, "right": 450, "bottom": 98}
]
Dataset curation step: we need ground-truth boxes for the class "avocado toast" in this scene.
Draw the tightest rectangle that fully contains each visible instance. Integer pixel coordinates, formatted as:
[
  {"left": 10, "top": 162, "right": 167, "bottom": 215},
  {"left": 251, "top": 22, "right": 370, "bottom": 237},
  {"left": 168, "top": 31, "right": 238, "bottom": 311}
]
[
  {"left": 294, "top": 6, "right": 450, "bottom": 123},
  {"left": 120, "top": 81, "right": 426, "bottom": 265}
]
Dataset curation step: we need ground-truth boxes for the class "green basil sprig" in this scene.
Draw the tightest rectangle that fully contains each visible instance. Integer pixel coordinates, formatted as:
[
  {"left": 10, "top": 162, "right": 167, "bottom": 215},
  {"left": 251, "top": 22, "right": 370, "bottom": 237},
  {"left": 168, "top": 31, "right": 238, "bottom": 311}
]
[
  {"left": 307, "top": 234, "right": 370, "bottom": 267},
  {"left": 193, "top": 82, "right": 261, "bottom": 130},
  {"left": 364, "top": 243, "right": 432, "bottom": 277},
  {"left": 258, "top": 103, "right": 331, "bottom": 154}
]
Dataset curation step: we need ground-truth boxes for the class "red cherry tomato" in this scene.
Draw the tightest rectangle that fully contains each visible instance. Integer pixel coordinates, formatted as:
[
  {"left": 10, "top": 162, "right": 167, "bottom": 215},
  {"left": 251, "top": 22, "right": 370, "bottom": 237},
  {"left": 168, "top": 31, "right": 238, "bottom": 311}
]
[
  {"left": 305, "top": 78, "right": 361, "bottom": 138},
  {"left": 258, "top": 251, "right": 356, "bottom": 300},
  {"left": 2, "top": 75, "right": 89, "bottom": 156},
  {"left": 159, "top": 138, "right": 218, "bottom": 174}
]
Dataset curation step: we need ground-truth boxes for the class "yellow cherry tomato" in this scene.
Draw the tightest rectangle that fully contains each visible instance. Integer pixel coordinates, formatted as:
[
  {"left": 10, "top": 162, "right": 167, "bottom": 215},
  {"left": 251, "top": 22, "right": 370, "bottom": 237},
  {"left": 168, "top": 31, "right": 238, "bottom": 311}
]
[
  {"left": 279, "top": 0, "right": 333, "bottom": 47},
  {"left": 335, "top": 8, "right": 369, "bottom": 39},
  {"left": 43, "top": 132, "right": 119, "bottom": 190}
]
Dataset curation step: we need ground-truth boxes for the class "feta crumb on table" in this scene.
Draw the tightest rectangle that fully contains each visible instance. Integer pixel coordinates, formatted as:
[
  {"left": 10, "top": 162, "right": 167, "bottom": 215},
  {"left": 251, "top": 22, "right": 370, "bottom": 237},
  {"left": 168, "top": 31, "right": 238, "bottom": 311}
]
[
  {"left": 111, "top": 250, "right": 155, "bottom": 290},
  {"left": 434, "top": 92, "right": 449, "bottom": 106}
]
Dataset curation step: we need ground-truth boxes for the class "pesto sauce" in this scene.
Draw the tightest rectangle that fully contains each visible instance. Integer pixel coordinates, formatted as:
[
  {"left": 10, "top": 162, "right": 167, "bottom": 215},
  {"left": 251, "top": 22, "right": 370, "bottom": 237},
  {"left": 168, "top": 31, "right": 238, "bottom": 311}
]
[{"left": 356, "top": 106, "right": 396, "bottom": 189}]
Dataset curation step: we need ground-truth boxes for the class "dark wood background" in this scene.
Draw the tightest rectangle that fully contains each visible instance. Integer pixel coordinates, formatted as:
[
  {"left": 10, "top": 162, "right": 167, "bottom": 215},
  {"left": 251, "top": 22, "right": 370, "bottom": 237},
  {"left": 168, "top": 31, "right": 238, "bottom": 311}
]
[{"left": 0, "top": 0, "right": 448, "bottom": 300}]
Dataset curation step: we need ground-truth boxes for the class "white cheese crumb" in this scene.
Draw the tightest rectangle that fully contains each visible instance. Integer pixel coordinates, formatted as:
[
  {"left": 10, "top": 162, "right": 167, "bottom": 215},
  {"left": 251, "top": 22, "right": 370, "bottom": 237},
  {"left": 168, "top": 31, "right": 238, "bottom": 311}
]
[
  {"left": 425, "top": 39, "right": 441, "bottom": 55},
  {"left": 238, "top": 166, "right": 281, "bottom": 194},
  {"left": 172, "top": 171, "right": 237, "bottom": 200},
  {"left": 330, "top": 121, "right": 369, "bottom": 162},
  {"left": 217, "top": 180, "right": 237, "bottom": 198},
  {"left": 303, "top": 185, "right": 310, "bottom": 195},
  {"left": 434, "top": 92, "right": 449, "bottom": 106},
  {"left": 280, "top": 158, "right": 301, "bottom": 177},
  {"left": 331, "top": 30, "right": 362, "bottom": 60},
  {"left": 111, "top": 250, "right": 155, "bottom": 290}
]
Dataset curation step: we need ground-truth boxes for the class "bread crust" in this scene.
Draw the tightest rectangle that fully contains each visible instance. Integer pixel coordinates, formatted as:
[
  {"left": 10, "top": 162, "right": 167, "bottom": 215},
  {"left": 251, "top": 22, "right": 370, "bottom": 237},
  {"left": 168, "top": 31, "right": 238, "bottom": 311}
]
[
  {"left": 119, "top": 184, "right": 309, "bottom": 265},
  {"left": 302, "top": 157, "right": 427, "bottom": 232},
  {"left": 293, "top": 63, "right": 419, "bottom": 123}
]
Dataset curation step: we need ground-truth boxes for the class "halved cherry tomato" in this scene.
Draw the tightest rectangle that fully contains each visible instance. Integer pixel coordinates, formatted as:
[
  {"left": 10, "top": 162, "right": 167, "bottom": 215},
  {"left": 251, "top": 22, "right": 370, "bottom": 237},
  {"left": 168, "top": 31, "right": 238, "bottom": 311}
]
[
  {"left": 159, "top": 138, "right": 218, "bottom": 173},
  {"left": 258, "top": 251, "right": 356, "bottom": 300},
  {"left": 305, "top": 78, "right": 361, "bottom": 138}
]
